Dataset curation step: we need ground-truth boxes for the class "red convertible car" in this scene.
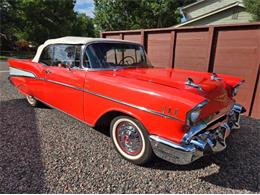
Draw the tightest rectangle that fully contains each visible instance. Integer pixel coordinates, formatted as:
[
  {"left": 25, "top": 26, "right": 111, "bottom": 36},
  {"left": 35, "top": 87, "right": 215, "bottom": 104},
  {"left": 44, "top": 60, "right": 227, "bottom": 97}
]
[{"left": 8, "top": 36, "right": 245, "bottom": 165}]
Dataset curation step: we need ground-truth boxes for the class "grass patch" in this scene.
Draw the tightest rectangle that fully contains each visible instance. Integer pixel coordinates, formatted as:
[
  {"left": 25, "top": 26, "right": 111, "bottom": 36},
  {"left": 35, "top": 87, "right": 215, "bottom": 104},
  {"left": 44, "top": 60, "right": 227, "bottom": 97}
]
[{"left": 0, "top": 56, "right": 9, "bottom": 60}]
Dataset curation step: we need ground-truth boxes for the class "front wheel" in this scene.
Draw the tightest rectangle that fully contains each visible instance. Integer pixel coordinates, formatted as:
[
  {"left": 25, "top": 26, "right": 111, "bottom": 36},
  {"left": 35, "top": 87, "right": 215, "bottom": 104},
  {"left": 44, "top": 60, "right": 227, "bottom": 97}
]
[{"left": 110, "top": 116, "right": 153, "bottom": 165}]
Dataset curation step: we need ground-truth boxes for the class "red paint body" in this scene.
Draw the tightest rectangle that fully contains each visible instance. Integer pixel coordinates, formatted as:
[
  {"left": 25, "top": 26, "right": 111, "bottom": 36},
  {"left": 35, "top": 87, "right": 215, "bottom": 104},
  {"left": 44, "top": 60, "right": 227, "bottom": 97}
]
[{"left": 8, "top": 58, "right": 242, "bottom": 143}]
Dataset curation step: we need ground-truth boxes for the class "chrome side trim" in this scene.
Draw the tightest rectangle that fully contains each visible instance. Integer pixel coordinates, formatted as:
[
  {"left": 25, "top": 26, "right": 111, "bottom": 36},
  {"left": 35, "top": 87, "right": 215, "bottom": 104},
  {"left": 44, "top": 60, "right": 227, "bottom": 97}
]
[
  {"left": 44, "top": 78, "right": 183, "bottom": 121},
  {"left": 9, "top": 75, "right": 45, "bottom": 81},
  {"left": 9, "top": 75, "right": 36, "bottom": 79},
  {"left": 46, "top": 79, "right": 85, "bottom": 92},
  {"left": 9, "top": 67, "right": 36, "bottom": 78},
  {"left": 9, "top": 74, "right": 184, "bottom": 122},
  {"left": 81, "top": 87, "right": 184, "bottom": 122}
]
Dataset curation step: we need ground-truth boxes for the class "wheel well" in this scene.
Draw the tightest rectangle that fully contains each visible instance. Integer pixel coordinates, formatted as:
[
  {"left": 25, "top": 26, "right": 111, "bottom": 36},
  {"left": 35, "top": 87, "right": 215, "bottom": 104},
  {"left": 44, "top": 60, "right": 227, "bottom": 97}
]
[{"left": 94, "top": 111, "right": 133, "bottom": 130}]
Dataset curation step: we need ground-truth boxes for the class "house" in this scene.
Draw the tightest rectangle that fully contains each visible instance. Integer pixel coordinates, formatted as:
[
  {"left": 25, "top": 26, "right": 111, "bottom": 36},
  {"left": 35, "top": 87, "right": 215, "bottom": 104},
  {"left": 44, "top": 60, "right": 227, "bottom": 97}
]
[{"left": 176, "top": 0, "right": 253, "bottom": 27}]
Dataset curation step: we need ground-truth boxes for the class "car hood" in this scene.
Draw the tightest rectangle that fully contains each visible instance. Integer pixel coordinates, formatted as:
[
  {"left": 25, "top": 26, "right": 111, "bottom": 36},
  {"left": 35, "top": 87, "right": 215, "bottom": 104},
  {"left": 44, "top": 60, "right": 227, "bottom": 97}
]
[
  {"left": 110, "top": 67, "right": 235, "bottom": 118},
  {"left": 112, "top": 68, "right": 225, "bottom": 96}
]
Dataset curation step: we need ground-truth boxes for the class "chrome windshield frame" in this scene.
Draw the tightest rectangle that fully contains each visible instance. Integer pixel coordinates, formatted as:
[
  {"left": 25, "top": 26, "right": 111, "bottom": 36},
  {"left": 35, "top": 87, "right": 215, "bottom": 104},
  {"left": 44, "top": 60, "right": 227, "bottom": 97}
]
[{"left": 80, "top": 40, "right": 151, "bottom": 70}]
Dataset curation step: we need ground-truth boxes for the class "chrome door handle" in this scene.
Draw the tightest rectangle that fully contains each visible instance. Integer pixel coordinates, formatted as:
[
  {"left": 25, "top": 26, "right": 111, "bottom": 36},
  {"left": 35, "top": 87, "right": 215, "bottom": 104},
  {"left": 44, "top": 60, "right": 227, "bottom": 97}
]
[{"left": 45, "top": 69, "right": 52, "bottom": 74}]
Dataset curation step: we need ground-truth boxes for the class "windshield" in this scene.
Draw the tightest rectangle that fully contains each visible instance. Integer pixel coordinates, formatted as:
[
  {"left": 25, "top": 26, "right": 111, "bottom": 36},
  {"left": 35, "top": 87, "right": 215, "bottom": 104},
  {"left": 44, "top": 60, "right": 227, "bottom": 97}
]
[{"left": 84, "top": 42, "right": 152, "bottom": 69}]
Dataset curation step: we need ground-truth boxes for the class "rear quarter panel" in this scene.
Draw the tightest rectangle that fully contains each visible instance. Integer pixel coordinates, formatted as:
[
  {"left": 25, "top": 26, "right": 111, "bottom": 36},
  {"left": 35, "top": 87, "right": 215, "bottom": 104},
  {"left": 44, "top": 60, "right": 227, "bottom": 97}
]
[{"left": 8, "top": 58, "right": 45, "bottom": 97}]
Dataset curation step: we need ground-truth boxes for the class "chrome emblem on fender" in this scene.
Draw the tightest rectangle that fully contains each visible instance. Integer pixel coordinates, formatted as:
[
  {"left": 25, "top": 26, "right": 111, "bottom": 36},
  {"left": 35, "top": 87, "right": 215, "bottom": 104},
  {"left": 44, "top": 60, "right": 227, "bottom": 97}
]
[
  {"left": 214, "top": 92, "right": 228, "bottom": 103},
  {"left": 162, "top": 106, "right": 179, "bottom": 116}
]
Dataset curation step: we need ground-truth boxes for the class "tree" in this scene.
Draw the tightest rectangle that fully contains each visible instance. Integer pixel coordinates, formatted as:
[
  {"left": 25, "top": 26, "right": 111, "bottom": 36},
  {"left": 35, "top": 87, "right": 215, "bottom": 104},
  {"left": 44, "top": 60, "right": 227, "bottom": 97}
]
[
  {"left": 21, "top": 0, "right": 77, "bottom": 45},
  {"left": 94, "top": 0, "right": 195, "bottom": 31},
  {"left": 243, "top": 0, "right": 260, "bottom": 21},
  {"left": 0, "top": 0, "right": 96, "bottom": 49},
  {"left": 71, "top": 13, "right": 95, "bottom": 37},
  {"left": 0, "top": 0, "right": 24, "bottom": 49}
]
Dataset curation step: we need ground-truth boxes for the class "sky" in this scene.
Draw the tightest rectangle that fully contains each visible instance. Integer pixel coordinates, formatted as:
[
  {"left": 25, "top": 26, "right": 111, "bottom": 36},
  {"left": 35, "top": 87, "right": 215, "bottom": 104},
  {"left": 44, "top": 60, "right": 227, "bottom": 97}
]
[{"left": 74, "top": 0, "right": 95, "bottom": 18}]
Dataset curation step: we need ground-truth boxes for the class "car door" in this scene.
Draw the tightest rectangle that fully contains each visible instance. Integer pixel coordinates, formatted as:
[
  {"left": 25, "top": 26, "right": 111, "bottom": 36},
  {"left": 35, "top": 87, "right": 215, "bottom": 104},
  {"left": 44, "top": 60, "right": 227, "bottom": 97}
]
[{"left": 43, "top": 44, "right": 86, "bottom": 121}]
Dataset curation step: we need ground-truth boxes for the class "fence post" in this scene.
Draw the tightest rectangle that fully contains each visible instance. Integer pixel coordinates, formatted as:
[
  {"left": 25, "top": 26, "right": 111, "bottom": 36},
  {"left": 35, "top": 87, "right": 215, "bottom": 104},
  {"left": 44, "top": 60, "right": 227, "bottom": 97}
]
[
  {"left": 169, "top": 30, "right": 176, "bottom": 68},
  {"left": 120, "top": 33, "right": 124, "bottom": 40},
  {"left": 206, "top": 26, "right": 215, "bottom": 72},
  {"left": 249, "top": 63, "right": 260, "bottom": 116},
  {"left": 141, "top": 30, "right": 147, "bottom": 52},
  {"left": 249, "top": 30, "right": 260, "bottom": 117}
]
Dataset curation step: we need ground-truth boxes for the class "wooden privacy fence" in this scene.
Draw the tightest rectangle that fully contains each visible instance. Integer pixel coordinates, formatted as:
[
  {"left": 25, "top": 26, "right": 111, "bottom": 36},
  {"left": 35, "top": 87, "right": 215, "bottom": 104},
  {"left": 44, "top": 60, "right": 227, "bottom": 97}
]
[{"left": 101, "top": 22, "right": 260, "bottom": 119}]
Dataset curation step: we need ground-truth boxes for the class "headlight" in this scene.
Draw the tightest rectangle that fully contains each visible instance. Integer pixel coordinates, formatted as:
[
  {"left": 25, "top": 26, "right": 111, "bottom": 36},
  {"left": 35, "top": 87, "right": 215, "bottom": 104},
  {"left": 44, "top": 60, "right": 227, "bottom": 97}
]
[
  {"left": 190, "top": 110, "right": 201, "bottom": 123},
  {"left": 232, "top": 86, "right": 239, "bottom": 96},
  {"left": 186, "top": 100, "right": 208, "bottom": 126},
  {"left": 232, "top": 80, "right": 245, "bottom": 97}
]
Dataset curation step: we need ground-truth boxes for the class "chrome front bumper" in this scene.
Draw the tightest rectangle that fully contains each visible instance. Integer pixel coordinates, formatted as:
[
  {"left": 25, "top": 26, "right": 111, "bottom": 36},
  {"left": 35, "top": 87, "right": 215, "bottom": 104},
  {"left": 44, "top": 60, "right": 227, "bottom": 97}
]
[{"left": 149, "top": 104, "right": 246, "bottom": 165}]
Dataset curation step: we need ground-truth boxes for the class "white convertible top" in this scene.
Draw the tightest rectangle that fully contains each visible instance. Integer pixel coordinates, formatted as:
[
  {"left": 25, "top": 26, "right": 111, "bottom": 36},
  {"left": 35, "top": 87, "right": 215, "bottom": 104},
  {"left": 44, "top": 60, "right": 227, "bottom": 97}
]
[{"left": 32, "top": 36, "right": 137, "bottom": 63}]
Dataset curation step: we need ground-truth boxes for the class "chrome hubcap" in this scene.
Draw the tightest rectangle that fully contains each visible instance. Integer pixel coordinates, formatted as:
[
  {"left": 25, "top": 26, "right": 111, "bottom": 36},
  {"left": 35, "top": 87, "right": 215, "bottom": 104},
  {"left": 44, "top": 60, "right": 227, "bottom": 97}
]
[{"left": 116, "top": 121, "right": 143, "bottom": 155}]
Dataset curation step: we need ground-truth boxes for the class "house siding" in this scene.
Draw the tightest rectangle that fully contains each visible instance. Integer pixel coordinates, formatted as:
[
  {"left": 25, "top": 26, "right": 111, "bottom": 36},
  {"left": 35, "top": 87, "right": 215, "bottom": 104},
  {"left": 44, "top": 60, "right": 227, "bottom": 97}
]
[
  {"left": 185, "top": 6, "right": 252, "bottom": 26},
  {"left": 184, "top": 0, "right": 243, "bottom": 19}
]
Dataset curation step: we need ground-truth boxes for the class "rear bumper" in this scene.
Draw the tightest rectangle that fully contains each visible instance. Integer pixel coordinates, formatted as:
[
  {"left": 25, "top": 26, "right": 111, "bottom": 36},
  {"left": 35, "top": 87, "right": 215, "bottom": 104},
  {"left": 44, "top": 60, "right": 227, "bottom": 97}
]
[{"left": 149, "top": 103, "right": 246, "bottom": 165}]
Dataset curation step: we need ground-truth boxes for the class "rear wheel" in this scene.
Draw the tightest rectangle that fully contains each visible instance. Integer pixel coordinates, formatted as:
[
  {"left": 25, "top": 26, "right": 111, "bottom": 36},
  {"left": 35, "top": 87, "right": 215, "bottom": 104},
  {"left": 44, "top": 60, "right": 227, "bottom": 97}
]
[
  {"left": 26, "top": 95, "right": 39, "bottom": 107},
  {"left": 110, "top": 116, "right": 153, "bottom": 165}
]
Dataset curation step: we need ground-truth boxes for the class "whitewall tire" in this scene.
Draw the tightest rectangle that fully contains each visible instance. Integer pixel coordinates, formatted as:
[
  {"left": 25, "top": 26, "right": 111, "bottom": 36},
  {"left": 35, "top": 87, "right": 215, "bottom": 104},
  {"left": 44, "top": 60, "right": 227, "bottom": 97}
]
[
  {"left": 26, "top": 95, "right": 39, "bottom": 107},
  {"left": 110, "top": 116, "right": 153, "bottom": 165}
]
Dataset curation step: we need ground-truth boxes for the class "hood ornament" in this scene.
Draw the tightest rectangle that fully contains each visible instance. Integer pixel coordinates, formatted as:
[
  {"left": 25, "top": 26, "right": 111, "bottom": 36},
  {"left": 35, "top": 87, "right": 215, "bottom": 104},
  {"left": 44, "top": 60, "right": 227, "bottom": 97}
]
[
  {"left": 211, "top": 73, "right": 222, "bottom": 81},
  {"left": 185, "top": 78, "right": 203, "bottom": 91}
]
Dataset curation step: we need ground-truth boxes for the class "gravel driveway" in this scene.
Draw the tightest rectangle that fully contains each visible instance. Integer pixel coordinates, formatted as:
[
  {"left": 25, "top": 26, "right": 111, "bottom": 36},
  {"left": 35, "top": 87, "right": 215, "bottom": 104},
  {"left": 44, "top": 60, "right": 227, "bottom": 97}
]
[{"left": 0, "top": 60, "right": 259, "bottom": 193}]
